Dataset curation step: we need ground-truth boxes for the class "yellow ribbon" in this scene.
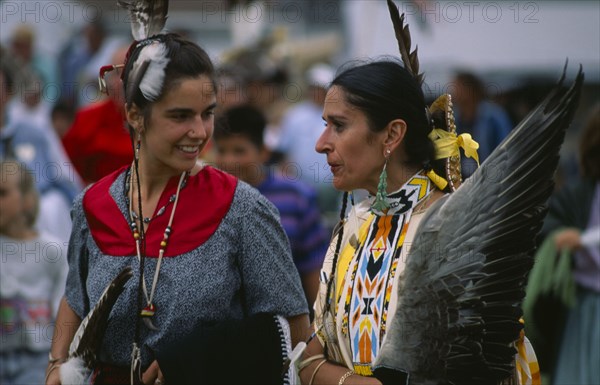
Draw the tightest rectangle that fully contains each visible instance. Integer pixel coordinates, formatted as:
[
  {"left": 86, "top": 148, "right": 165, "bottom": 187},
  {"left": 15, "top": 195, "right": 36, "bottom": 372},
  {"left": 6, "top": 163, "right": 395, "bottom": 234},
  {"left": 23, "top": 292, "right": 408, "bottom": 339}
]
[
  {"left": 426, "top": 169, "right": 448, "bottom": 190},
  {"left": 427, "top": 128, "right": 480, "bottom": 166}
]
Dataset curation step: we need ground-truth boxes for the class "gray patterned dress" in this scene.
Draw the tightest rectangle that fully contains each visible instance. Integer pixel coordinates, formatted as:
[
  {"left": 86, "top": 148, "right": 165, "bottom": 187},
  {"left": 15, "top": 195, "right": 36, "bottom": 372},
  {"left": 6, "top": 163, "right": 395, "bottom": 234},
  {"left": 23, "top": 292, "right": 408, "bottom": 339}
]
[{"left": 65, "top": 166, "right": 308, "bottom": 370}]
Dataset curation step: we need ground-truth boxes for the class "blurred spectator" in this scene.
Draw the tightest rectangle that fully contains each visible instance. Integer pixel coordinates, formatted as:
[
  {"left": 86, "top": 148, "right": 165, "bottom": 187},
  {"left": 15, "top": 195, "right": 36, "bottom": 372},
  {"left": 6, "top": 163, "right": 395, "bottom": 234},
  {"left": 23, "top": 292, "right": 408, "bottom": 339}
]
[
  {"left": 3, "top": 56, "right": 84, "bottom": 207},
  {"left": 216, "top": 67, "right": 248, "bottom": 113},
  {"left": 62, "top": 46, "right": 133, "bottom": 185},
  {"left": 50, "top": 103, "right": 76, "bottom": 139},
  {"left": 452, "top": 71, "right": 513, "bottom": 178},
  {"left": 278, "top": 63, "right": 341, "bottom": 224},
  {"left": 214, "top": 105, "right": 329, "bottom": 311},
  {"left": 0, "top": 160, "right": 67, "bottom": 385},
  {"left": 9, "top": 25, "right": 58, "bottom": 92},
  {"left": 58, "top": 19, "right": 124, "bottom": 107},
  {"left": 0, "top": 59, "right": 79, "bottom": 244},
  {"left": 525, "top": 104, "right": 600, "bottom": 384},
  {"left": 6, "top": 71, "right": 51, "bottom": 132},
  {"left": 246, "top": 64, "right": 292, "bottom": 161}
]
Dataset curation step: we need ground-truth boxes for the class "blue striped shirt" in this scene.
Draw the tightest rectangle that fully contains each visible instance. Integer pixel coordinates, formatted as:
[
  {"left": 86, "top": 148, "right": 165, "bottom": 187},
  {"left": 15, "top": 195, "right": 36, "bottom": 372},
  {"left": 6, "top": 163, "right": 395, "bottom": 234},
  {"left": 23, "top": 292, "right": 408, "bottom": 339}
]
[{"left": 257, "top": 173, "right": 330, "bottom": 274}]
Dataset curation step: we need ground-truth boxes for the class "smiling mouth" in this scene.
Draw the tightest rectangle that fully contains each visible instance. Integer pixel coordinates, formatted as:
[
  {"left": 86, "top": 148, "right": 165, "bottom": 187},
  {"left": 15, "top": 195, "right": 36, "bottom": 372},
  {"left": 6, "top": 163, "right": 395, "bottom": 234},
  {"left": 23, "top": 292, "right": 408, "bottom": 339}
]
[{"left": 177, "top": 145, "right": 200, "bottom": 153}]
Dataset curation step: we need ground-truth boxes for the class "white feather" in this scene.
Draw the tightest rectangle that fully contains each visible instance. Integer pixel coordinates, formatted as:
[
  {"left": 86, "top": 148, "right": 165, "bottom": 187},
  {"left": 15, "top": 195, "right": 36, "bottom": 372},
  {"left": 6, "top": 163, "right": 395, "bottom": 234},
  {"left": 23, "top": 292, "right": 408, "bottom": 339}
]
[
  {"left": 132, "top": 41, "right": 170, "bottom": 101},
  {"left": 60, "top": 357, "right": 91, "bottom": 385}
]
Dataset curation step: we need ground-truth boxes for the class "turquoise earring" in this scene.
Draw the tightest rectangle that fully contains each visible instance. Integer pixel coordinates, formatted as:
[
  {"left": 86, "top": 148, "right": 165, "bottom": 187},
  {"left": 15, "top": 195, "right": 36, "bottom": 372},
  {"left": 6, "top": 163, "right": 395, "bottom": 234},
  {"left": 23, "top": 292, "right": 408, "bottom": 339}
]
[{"left": 372, "top": 149, "right": 391, "bottom": 212}]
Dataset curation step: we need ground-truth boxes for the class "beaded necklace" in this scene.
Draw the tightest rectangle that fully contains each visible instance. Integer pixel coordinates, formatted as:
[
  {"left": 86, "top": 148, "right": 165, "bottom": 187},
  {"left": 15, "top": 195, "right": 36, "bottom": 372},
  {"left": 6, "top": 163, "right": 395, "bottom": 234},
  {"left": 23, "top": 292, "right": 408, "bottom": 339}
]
[{"left": 126, "top": 167, "right": 188, "bottom": 328}]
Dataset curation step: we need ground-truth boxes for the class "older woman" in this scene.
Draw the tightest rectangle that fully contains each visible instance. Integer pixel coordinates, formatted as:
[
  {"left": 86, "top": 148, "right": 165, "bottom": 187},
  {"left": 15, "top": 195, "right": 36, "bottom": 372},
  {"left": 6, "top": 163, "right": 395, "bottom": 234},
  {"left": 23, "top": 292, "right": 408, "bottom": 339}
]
[
  {"left": 297, "top": 2, "right": 582, "bottom": 383},
  {"left": 299, "top": 59, "right": 448, "bottom": 385}
]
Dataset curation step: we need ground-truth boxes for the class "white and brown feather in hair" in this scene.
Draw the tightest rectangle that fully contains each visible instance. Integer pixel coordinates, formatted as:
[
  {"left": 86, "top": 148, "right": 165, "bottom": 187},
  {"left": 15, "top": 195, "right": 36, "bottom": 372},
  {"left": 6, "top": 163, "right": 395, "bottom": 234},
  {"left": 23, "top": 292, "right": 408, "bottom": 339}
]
[
  {"left": 118, "top": 0, "right": 171, "bottom": 102},
  {"left": 118, "top": 0, "right": 169, "bottom": 41}
]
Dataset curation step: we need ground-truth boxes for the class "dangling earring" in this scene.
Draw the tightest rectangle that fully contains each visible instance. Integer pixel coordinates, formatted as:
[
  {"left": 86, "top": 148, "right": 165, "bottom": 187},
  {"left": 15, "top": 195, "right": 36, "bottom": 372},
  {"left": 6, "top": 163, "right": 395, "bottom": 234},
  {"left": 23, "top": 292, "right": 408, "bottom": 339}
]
[
  {"left": 372, "top": 149, "right": 391, "bottom": 212},
  {"left": 135, "top": 133, "right": 141, "bottom": 160}
]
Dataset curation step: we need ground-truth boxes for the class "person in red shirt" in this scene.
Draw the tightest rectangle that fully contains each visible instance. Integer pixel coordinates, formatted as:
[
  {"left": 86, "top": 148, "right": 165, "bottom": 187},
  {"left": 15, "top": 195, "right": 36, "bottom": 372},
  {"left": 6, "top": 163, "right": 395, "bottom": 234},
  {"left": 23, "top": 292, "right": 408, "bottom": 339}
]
[{"left": 62, "top": 46, "right": 132, "bottom": 185}]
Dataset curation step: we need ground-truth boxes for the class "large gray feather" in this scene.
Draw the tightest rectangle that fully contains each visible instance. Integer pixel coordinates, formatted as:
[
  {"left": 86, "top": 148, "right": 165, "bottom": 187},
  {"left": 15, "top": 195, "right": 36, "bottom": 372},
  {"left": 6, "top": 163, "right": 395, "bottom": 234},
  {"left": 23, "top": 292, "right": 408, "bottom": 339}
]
[
  {"left": 374, "top": 66, "right": 583, "bottom": 384},
  {"left": 118, "top": 0, "right": 169, "bottom": 41}
]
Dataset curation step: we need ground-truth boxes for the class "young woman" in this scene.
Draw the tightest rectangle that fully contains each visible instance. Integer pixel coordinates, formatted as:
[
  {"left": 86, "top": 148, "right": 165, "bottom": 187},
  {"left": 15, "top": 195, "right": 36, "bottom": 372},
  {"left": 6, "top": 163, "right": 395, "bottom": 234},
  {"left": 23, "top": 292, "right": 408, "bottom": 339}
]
[{"left": 46, "top": 33, "right": 309, "bottom": 385}]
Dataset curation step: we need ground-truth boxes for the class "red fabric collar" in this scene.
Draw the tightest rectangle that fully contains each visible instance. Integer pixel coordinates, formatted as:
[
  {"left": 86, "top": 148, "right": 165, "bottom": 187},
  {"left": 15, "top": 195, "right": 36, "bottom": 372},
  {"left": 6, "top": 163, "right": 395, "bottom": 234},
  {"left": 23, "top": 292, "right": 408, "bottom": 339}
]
[{"left": 83, "top": 166, "right": 237, "bottom": 257}]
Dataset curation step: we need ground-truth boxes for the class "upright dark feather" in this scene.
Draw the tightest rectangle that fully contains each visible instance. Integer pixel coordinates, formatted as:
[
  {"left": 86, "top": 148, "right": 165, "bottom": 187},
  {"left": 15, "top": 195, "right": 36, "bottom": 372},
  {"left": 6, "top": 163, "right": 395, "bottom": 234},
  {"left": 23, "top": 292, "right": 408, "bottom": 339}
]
[
  {"left": 118, "top": 0, "right": 169, "bottom": 40},
  {"left": 386, "top": 0, "right": 424, "bottom": 85}
]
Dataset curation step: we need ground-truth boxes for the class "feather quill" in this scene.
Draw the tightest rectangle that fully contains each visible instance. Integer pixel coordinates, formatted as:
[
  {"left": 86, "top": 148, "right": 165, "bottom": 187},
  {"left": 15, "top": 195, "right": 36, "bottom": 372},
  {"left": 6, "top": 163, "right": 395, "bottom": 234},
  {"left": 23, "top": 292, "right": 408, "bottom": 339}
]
[
  {"left": 60, "top": 268, "right": 133, "bottom": 383},
  {"left": 118, "top": 0, "right": 169, "bottom": 41},
  {"left": 386, "top": 0, "right": 424, "bottom": 85}
]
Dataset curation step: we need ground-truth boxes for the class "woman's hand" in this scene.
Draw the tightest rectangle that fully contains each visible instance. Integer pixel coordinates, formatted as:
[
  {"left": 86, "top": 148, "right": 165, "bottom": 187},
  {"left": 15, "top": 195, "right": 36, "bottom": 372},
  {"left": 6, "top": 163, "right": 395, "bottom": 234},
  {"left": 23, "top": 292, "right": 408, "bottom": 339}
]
[
  {"left": 142, "top": 360, "right": 165, "bottom": 385},
  {"left": 555, "top": 228, "right": 582, "bottom": 251}
]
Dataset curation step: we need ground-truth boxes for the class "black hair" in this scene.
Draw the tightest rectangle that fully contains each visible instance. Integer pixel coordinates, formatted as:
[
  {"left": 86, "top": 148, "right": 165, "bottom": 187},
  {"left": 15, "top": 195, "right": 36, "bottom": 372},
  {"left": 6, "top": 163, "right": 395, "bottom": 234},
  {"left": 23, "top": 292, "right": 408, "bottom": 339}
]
[
  {"left": 122, "top": 33, "right": 216, "bottom": 124},
  {"left": 51, "top": 102, "right": 75, "bottom": 120},
  {"left": 214, "top": 105, "right": 266, "bottom": 149},
  {"left": 322, "top": 191, "right": 348, "bottom": 358},
  {"left": 331, "top": 60, "right": 435, "bottom": 168}
]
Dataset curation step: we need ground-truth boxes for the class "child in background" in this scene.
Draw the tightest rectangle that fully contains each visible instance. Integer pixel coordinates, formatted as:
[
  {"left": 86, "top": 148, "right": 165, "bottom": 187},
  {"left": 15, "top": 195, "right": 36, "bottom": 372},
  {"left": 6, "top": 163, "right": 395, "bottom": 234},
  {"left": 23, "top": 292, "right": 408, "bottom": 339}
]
[
  {"left": 0, "top": 161, "right": 67, "bottom": 384},
  {"left": 214, "top": 105, "right": 330, "bottom": 311}
]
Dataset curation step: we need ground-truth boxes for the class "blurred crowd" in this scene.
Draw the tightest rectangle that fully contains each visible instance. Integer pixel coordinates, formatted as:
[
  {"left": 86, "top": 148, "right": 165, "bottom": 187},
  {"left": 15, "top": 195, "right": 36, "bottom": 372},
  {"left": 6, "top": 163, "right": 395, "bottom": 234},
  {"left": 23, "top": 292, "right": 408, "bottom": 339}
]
[{"left": 0, "top": 15, "right": 598, "bottom": 385}]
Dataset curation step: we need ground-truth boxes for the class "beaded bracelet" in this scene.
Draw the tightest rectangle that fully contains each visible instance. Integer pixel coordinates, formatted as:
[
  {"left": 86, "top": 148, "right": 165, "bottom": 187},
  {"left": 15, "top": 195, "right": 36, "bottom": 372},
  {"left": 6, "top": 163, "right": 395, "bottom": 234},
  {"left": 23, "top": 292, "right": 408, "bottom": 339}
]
[{"left": 338, "top": 370, "right": 355, "bottom": 385}]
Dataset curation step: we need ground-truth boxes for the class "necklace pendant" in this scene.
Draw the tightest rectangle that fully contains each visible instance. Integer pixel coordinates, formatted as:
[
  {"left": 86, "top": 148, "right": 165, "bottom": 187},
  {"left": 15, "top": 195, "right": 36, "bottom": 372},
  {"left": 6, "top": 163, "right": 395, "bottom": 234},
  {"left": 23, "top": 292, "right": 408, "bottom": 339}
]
[
  {"left": 141, "top": 304, "right": 159, "bottom": 331},
  {"left": 141, "top": 303, "right": 156, "bottom": 317}
]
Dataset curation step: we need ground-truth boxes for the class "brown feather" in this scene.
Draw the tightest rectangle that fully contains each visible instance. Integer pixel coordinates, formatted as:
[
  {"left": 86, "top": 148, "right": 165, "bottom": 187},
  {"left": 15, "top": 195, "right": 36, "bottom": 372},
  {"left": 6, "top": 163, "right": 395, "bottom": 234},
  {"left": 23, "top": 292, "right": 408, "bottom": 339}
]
[
  {"left": 68, "top": 267, "right": 134, "bottom": 367},
  {"left": 386, "top": 0, "right": 424, "bottom": 84}
]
